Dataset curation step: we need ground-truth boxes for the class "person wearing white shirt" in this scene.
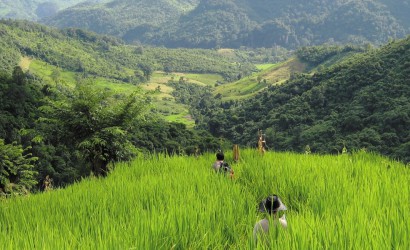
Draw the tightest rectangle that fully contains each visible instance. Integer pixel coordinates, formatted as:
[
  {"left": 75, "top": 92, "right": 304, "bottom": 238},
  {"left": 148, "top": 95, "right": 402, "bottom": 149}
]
[{"left": 253, "top": 194, "right": 288, "bottom": 244}]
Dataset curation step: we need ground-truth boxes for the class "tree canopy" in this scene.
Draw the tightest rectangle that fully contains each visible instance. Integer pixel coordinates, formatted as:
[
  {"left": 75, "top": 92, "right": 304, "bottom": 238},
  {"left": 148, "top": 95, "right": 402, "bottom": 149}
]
[{"left": 40, "top": 82, "right": 150, "bottom": 176}]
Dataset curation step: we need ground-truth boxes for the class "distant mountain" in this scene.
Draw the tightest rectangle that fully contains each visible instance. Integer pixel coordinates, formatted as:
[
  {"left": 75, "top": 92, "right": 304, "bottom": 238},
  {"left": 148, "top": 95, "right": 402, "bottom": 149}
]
[
  {"left": 43, "top": 0, "right": 410, "bottom": 48},
  {"left": 43, "top": 0, "right": 199, "bottom": 38},
  {"left": 0, "top": 0, "right": 108, "bottom": 20}
]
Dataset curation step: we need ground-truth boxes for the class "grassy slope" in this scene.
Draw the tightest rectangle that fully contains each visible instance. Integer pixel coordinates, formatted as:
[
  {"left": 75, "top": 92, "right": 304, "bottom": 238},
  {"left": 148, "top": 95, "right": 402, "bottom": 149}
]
[
  {"left": 1, "top": 149, "right": 408, "bottom": 249},
  {"left": 27, "top": 58, "right": 139, "bottom": 92},
  {"left": 213, "top": 48, "right": 367, "bottom": 101},
  {"left": 144, "top": 57, "right": 307, "bottom": 118},
  {"left": 215, "top": 58, "right": 307, "bottom": 101}
]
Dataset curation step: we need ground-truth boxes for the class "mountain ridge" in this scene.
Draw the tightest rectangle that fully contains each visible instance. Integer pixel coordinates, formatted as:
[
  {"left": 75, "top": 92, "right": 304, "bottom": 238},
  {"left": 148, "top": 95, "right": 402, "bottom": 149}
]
[{"left": 41, "top": 0, "right": 410, "bottom": 49}]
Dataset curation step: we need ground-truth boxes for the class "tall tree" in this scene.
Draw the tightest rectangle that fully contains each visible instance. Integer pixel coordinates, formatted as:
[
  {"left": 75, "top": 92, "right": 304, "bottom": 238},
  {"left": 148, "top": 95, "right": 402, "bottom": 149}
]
[
  {"left": 40, "top": 81, "right": 150, "bottom": 176},
  {"left": 0, "top": 139, "right": 38, "bottom": 196}
]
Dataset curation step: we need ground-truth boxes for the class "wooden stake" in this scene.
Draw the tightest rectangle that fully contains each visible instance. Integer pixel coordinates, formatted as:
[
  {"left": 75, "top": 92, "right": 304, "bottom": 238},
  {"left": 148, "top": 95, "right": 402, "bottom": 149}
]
[{"left": 233, "top": 144, "right": 240, "bottom": 162}]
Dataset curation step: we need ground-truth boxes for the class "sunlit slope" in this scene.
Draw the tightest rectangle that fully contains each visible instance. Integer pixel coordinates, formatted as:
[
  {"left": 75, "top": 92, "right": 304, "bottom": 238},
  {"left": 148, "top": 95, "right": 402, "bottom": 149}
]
[
  {"left": 215, "top": 58, "right": 306, "bottom": 101},
  {"left": 213, "top": 47, "right": 362, "bottom": 101},
  {"left": 1, "top": 150, "right": 408, "bottom": 249}
]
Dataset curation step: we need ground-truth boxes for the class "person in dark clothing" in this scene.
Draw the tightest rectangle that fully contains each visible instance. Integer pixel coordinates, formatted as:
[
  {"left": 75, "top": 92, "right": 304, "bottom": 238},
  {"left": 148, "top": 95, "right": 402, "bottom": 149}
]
[{"left": 212, "top": 151, "right": 225, "bottom": 172}]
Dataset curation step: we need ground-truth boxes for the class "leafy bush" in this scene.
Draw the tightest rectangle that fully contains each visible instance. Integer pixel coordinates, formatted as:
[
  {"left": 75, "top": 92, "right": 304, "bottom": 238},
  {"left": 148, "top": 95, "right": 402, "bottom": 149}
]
[{"left": 0, "top": 139, "right": 38, "bottom": 196}]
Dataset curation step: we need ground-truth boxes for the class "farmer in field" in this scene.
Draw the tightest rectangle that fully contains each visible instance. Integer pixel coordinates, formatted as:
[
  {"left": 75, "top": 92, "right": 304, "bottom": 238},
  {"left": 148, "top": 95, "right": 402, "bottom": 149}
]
[
  {"left": 253, "top": 194, "right": 288, "bottom": 243},
  {"left": 212, "top": 151, "right": 234, "bottom": 178},
  {"left": 212, "top": 151, "right": 225, "bottom": 172}
]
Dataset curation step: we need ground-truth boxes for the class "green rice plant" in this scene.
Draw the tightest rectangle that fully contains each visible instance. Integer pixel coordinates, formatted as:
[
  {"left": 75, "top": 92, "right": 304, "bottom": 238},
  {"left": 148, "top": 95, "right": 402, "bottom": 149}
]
[{"left": 0, "top": 150, "right": 408, "bottom": 249}]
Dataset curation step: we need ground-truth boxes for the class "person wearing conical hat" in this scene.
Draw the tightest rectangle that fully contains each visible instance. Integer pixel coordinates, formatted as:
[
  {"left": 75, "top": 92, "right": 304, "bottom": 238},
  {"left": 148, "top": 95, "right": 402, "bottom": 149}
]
[{"left": 253, "top": 194, "right": 288, "bottom": 244}]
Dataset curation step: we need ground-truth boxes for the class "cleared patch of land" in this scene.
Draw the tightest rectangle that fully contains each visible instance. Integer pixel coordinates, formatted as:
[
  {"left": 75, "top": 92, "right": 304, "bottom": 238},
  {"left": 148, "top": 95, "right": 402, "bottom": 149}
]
[
  {"left": 215, "top": 57, "right": 306, "bottom": 101},
  {"left": 19, "top": 56, "right": 31, "bottom": 71},
  {"left": 217, "top": 48, "right": 235, "bottom": 57}
]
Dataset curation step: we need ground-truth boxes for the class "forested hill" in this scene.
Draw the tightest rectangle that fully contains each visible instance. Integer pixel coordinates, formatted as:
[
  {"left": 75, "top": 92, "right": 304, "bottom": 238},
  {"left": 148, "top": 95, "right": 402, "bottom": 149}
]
[
  {"left": 195, "top": 37, "right": 410, "bottom": 162},
  {"left": 43, "top": 0, "right": 410, "bottom": 49},
  {"left": 43, "top": 0, "right": 199, "bottom": 39},
  {"left": 0, "top": 19, "right": 250, "bottom": 82}
]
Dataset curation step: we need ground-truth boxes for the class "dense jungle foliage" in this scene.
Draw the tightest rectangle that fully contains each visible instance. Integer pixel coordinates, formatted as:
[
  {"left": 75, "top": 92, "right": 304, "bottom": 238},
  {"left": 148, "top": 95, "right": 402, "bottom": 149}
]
[
  {"left": 43, "top": 0, "right": 410, "bottom": 49},
  {"left": 192, "top": 37, "right": 410, "bottom": 163}
]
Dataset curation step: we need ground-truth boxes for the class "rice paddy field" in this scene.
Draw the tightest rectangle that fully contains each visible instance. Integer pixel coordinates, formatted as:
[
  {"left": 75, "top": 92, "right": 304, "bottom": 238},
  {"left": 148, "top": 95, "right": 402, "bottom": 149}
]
[{"left": 1, "top": 149, "right": 409, "bottom": 249}]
